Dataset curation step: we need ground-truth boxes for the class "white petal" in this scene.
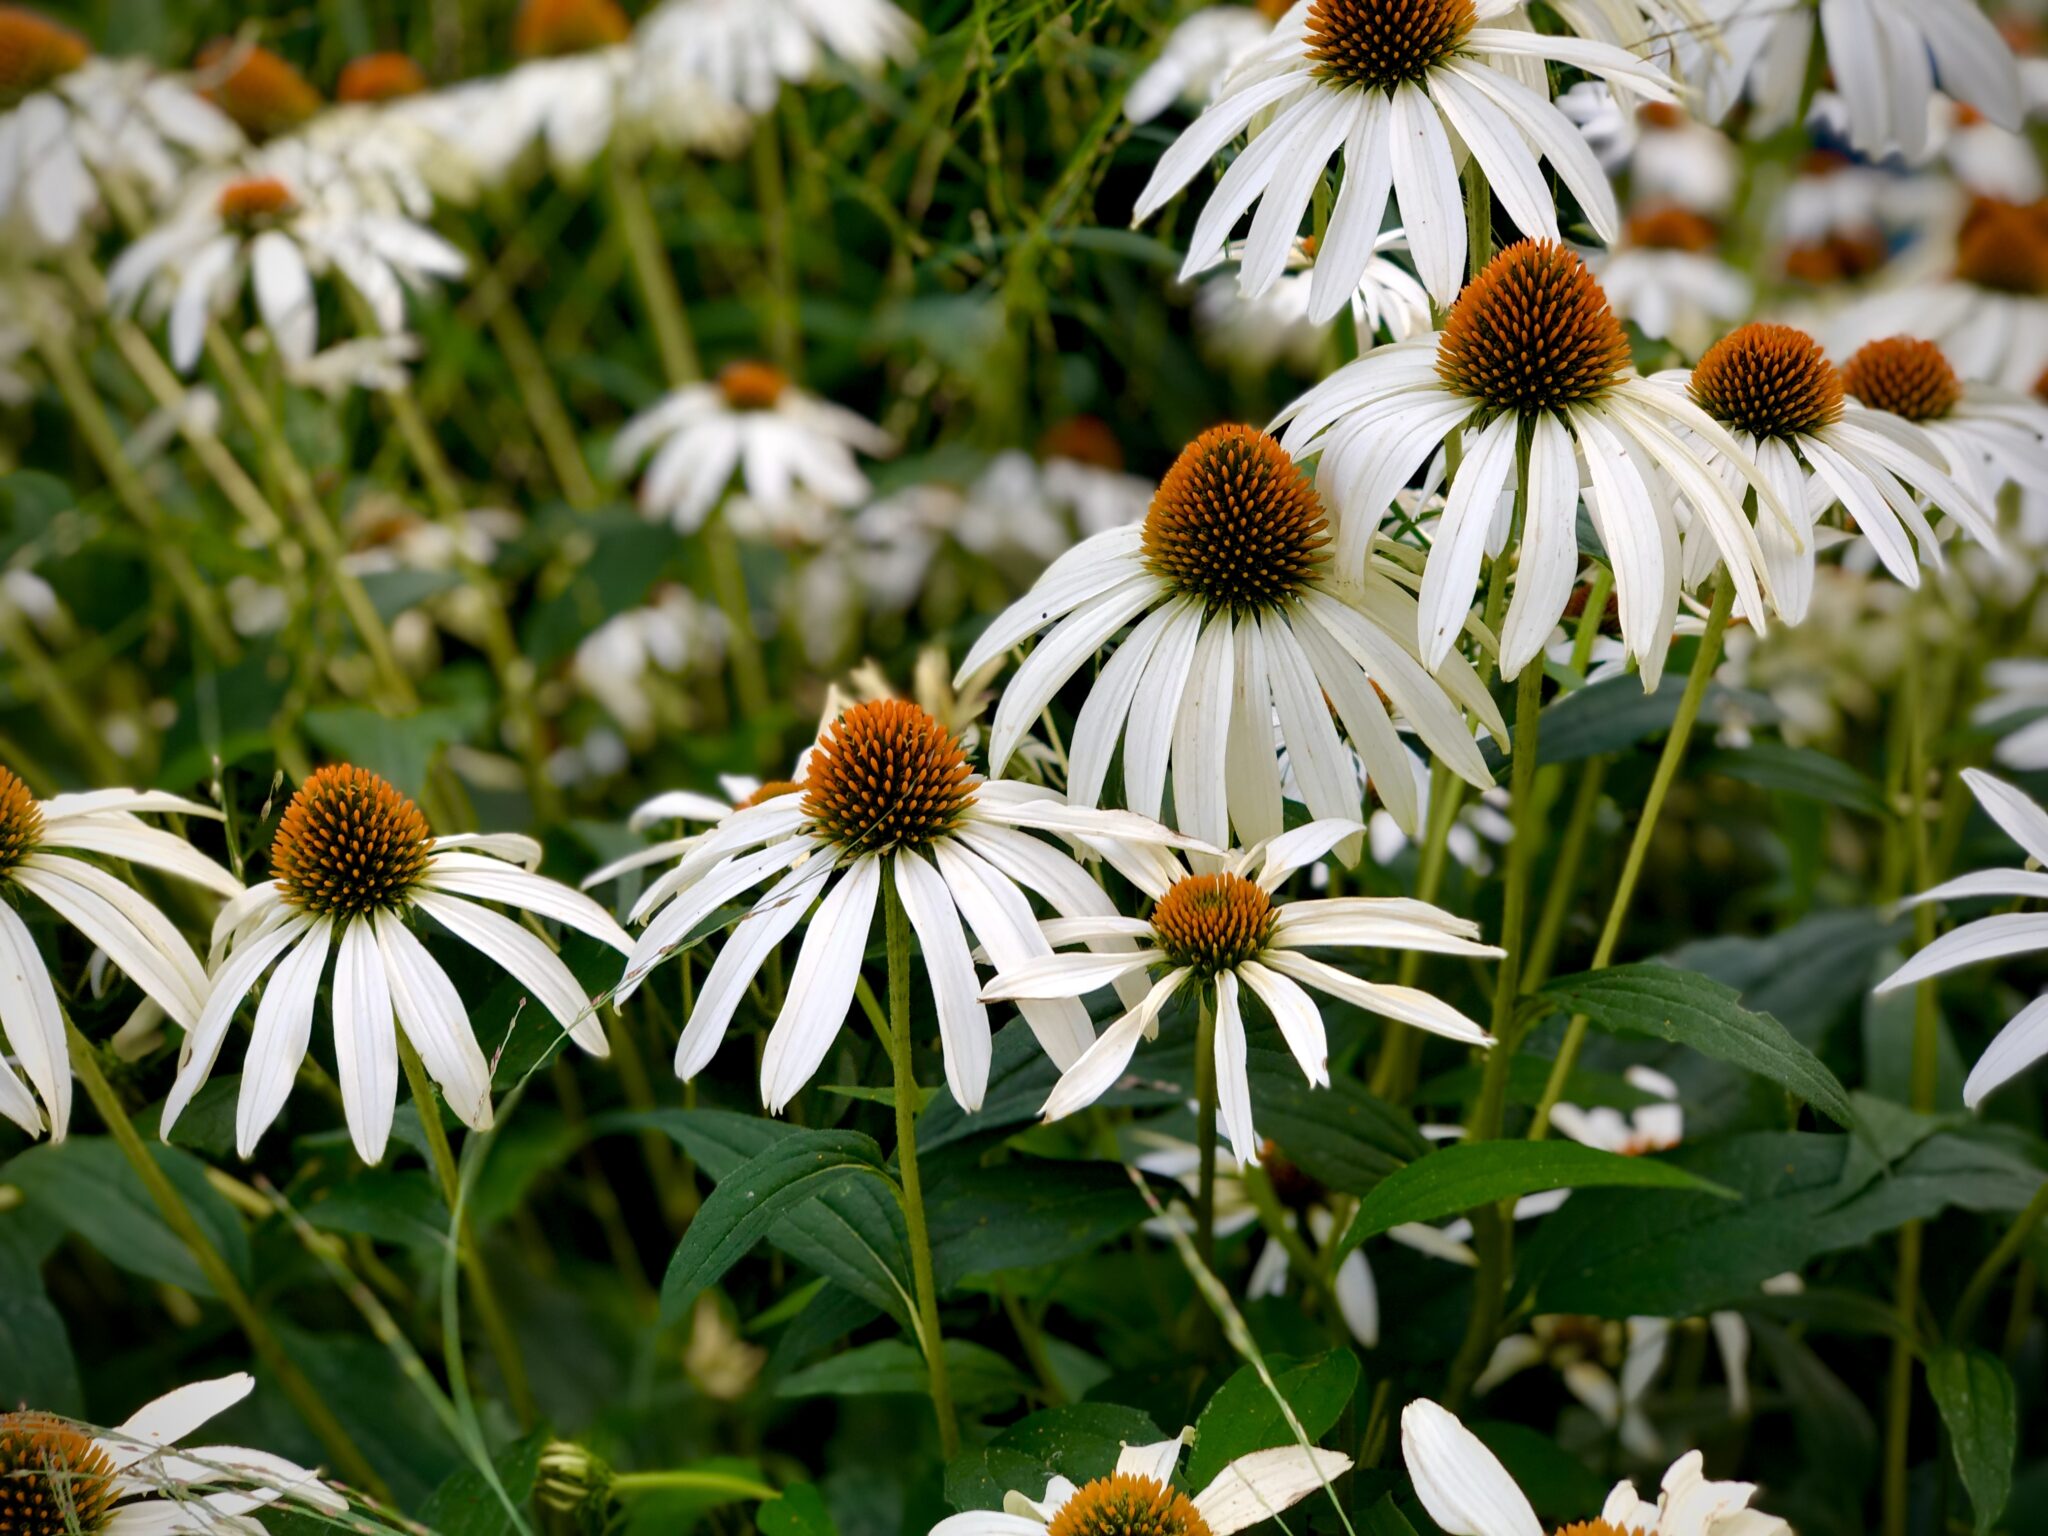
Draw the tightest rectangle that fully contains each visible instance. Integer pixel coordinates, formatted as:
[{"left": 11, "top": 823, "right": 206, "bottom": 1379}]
[
  {"left": 161, "top": 914, "right": 313, "bottom": 1137},
  {"left": 1212, "top": 970, "right": 1259, "bottom": 1166},
  {"left": 1264, "top": 949, "right": 1493, "bottom": 1044},
  {"left": 990, "top": 577, "right": 1162, "bottom": 774},
  {"left": 236, "top": 920, "right": 331, "bottom": 1158},
  {"left": 332, "top": 916, "right": 398, "bottom": 1165},
  {"left": 893, "top": 849, "right": 993, "bottom": 1113},
  {"left": 1236, "top": 959, "right": 1330, "bottom": 1088},
  {"left": 1172, "top": 612, "right": 1236, "bottom": 848},
  {"left": 1039, "top": 969, "right": 1188, "bottom": 1121},
  {"left": 0, "top": 903, "right": 67, "bottom": 1138},
  {"left": 1876, "top": 912, "right": 2048, "bottom": 993},
  {"left": 1389, "top": 81, "right": 1464, "bottom": 306},
  {"left": 414, "top": 890, "right": 607, "bottom": 1054},
  {"left": 1964, "top": 993, "right": 2048, "bottom": 1108},
  {"left": 760, "top": 856, "right": 881, "bottom": 1114},
  {"left": 1420, "top": 413, "right": 1518, "bottom": 669},
  {"left": 1194, "top": 1446, "right": 1354, "bottom": 1536},
  {"left": 1500, "top": 411, "right": 1579, "bottom": 679},
  {"left": 250, "top": 231, "right": 316, "bottom": 366},
  {"left": 676, "top": 857, "right": 835, "bottom": 1081},
  {"left": 1401, "top": 1398, "right": 1542, "bottom": 1536},
  {"left": 982, "top": 949, "right": 1163, "bottom": 1000},
  {"left": 375, "top": 912, "right": 493, "bottom": 1133},
  {"left": 424, "top": 860, "right": 634, "bottom": 954},
  {"left": 1963, "top": 768, "right": 2048, "bottom": 866},
  {"left": 1114, "top": 1436, "right": 1189, "bottom": 1483},
  {"left": 14, "top": 857, "right": 206, "bottom": 1028},
  {"left": 955, "top": 529, "right": 1147, "bottom": 682},
  {"left": 932, "top": 839, "right": 1097, "bottom": 1069},
  {"left": 1263, "top": 614, "right": 1362, "bottom": 832}
]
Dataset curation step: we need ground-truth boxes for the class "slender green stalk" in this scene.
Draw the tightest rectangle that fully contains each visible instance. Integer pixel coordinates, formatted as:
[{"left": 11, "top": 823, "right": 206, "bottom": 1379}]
[
  {"left": 611, "top": 1471, "right": 778, "bottom": 1501},
  {"left": 1194, "top": 988, "right": 1220, "bottom": 1266},
  {"left": 1462, "top": 158, "right": 1494, "bottom": 281},
  {"left": 1951, "top": 1178, "right": 2048, "bottom": 1341},
  {"left": 1370, "top": 759, "right": 1461, "bottom": 1099},
  {"left": 753, "top": 110, "right": 800, "bottom": 370},
  {"left": 66, "top": 1020, "right": 389, "bottom": 1499},
  {"left": 1528, "top": 575, "right": 1738, "bottom": 1139},
  {"left": 703, "top": 510, "right": 775, "bottom": 746},
  {"left": 1523, "top": 755, "right": 1609, "bottom": 993},
  {"left": 480, "top": 270, "right": 603, "bottom": 509},
  {"left": 0, "top": 602, "right": 125, "bottom": 782},
  {"left": 34, "top": 323, "right": 239, "bottom": 660},
  {"left": 396, "top": 1033, "right": 539, "bottom": 1429},
  {"left": 881, "top": 865, "right": 960, "bottom": 1458},
  {"left": 610, "top": 150, "right": 701, "bottom": 385}
]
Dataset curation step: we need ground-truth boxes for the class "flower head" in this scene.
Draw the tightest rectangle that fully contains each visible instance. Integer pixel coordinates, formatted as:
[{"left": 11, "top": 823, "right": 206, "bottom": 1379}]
[
  {"left": 514, "top": 0, "right": 633, "bottom": 57},
  {"left": 0, "top": 4, "right": 86, "bottom": 107},
  {"left": 195, "top": 39, "right": 321, "bottom": 138},
  {"left": 1142, "top": 425, "right": 1331, "bottom": 612},
  {"left": 1689, "top": 324, "right": 1843, "bottom": 441},
  {"left": 1437, "top": 240, "right": 1631, "bottom": 414},
  {"left": 634, "top": 0, "right": 920, "bottom": 116},
  {"left": 335, "top": 52, "right": 429, "bottom": 103},
  {"left": 1838, "top": 337, "right": 1962, "bottom": 424}
]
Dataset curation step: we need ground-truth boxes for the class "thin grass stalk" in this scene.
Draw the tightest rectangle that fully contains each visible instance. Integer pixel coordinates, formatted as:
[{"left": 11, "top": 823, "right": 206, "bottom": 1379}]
[{"left": 610, "top": 149, "right": 701, "bottom": 385}]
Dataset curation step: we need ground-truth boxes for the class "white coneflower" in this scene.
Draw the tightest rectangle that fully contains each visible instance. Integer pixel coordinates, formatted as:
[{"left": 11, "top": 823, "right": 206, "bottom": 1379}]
[
  {"left": 612, "top": 699, "right": 1195, "bottom": 1112},
  {"left": 1193, "top": 233, "right": 1433, "bottom": 372},
  {"left": 1401, "top": 1398, "right": 1791, "bottom": 1536},
  {"left": 104, "top": 149, "right": 466, "bottom": 373},
  {"left": 0, "top": 1372, "right": 348, "bottom": 1535},
  {"left": 0, "top": 7, "right": 243, "bottom": 247},
  {"left": 954, "top": 424, "right": 1503, "bottom": 848},
  {"left": 928, "top": 1431, "right": 1349, "bottom": 1536},
  {"left": 1125, "top": 3, "right": 1286, "bottom": 125},
  {"left": 985, "top": 820, "right": 1498, "bottom": 1164},
  {"left": 1594, "top": 207, "right": 1750, "bottom": 361},
  {"left": 1677, "top": 323, "right": 1998, "bottom": 624},
  {"left": 611, "top": 361, "right": 897, "bottom": 540},
  {"left": 162, "top": 765, "right": 630, "bottom": 1162},
  {"left": 1131, "top": 0, "right": 1676, "bottom": 312},
  {"left": 1679, "top": 0, "right": 2016, "bottom": 159},
  {"left": 0, "top": 767, "right": 239, "bottom": 1142},
  {"left": 1279, "top": 240, "right": 1785, "bottom": 685},
  {"left": 1976, "top": 659, "right": 2048, "bottom": 772},
  {"left": 1877, "top": 770, "right": 2048, "bottom": 1108},
  {"left": 1837, "top": 335, "right": 2048, "bottom": 506},
  {"left": 634, "top": 0, "right": 919, "bottom": 117}
]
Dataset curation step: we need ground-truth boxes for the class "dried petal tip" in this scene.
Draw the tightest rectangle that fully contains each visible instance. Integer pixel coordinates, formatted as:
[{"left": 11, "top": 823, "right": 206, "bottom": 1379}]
[
  {"left": 716, "top": 360, "right": 790, "bottom": 411},
  {"left": 802, "top": 700, "right": 974, "bottom": 855},
  {"left": 1151, "top": 872, "right": 1275, "bottom": 975},
  {"left": 1437, "top": 240, "right": 1630, "bottom": 413},
  {"left": 336, "top": 51, "right": 428, "bottom": 102},
  {"left": 271, "top": 764, "right": 432, "bottom": 916},
  {"left": 1306, "top": 0, "right": 1476, "bottom": 92},
  {"left": 1840, "top": 336, "right": 1962, "bottom": 423},
  {"left": 1689, "top": 322, "right": 1843, "bottom": 440},
  {"left": 0, "top": 5, "right": 88, "bottom": 106},
  {"left": 1047, "top": 1474, "right": 1215, "bottom": 1536},
  {"left": 1143, "top": 424, "right": 1329, "bottom": 613},
  {"left": 0, "top": 1411, "right": 117, "bottom": 1536},
  {"left": 0, "top": 765, "right": 41, "bottom": 876},
  {"left": 513, "top": 0, "right": 631, "bottom": 58},
  {"left": 196, "top": 39, "right": 321, "bottom": 138}
]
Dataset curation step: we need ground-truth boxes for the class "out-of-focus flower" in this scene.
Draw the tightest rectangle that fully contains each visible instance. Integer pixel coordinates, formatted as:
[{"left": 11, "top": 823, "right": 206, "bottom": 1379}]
[
  {"left": 1933, "top": 96, "right": 2045, "bottom": 201},
  {"left": 635, "top": 0, "right": 919, "bottom": 117},
  {"left": 1977, "top": 659, "right": 2048, "bottom": 770},
  {"left": 1193, "top": 232, "right": 1432, "bottom": 372},
  {"left": 684, "top": 1292, "right": 767, "bottom": 1399},
  {"left": 1124, "top": 3, "right": 1283, "bottom": 125},
  {"left": 571, "top": 585, "right": 726, "bottom": 743},
  {"left": 1839, "top": 334, "right": 2048, "bottom": 504},
  {"left": 1596, "top": 206, "right": 1751, "bottom": 360},
  {"left": 193, "top": 37, "right": 322, "bottom": 140}
]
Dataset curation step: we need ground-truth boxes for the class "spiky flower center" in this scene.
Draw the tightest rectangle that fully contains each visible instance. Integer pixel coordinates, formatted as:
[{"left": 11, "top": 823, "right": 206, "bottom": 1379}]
[
  {"left": 1636, "top": 101, "right": 1685, "bottom": 131},
  {"left": 0, "top": 1412, "right": 116, "bottom": 1536},
  {"left": 1142, "top": 425, "right": 1329, "bottom": 614},
  {"left": 0, "top": 6, "right": 87, "bottom": 107},
  {"left": 271, "top": 764, "right": 432, "bottom": 916},
  {"left": 336, "top": 52, "right": 428, "bottom": 102},
  {"left": 1689, "top": 322, "right": 1843, "bottom": 440},
  {"left": 1046, "top": 1475, "right": 1214, "bottom": 1536},
  {"left": 1840, "top": 337, "right": 1963, "bottom": 423},
  {"left": 1783, "top": 231, "right": 1887, "bottom": 286},
  {"left": 1555, "top": 1523, "right": 1636, "bottom": 1536},
  {"left": 1038, "top": 414, "right": 1124, "bottom": 471},
  {"left": 217, "top": 175, "right": 296, "bottom": 227},
  {"left": 1305, "top": 0, "right": 1476, "bottom": 92},
  {"left": 0, "top": 766, "right": 43, "bottom": 877},
  {"left": 737, "top": 779, "right": 805, "bottom": 811},
  {"left": 1437, "top": 241, "right": 1630, "bottom": 414},
  {"left": 196, "top": 40, "right": 321, "bottom": 138},
  {"left": 1623, "top": 206, "right": 1718, "bottom": 254},
  {"left": 717, "top": 360, "right": 789, "bottom": 411},
  {"left": 1152, "top": 873, "right": 1275, "bottom": 976},
  {"left": 513, "top": 0, "right": 631, "bottom": 58},
  {"left": 1956, "top": 197, "right": 2048, "bottom": 296},
  {"left": 802, "top": 701, "right": 974, "bottom": 855}
]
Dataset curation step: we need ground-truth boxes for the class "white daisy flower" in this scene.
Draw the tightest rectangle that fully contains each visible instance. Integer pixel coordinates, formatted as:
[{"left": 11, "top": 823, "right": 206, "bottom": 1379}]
[
  {"left": 1933, "top": 97, "right": 2045, "bottom": 203},
  {"left": 1678, "top": 0, "right": 2017, "bottom": 159},
  {"left": 1131, "top": 0, "right": 1676, "bottom": 312},
  {"left": 1401, "top": 1397, "right": 1791, "bottom": 1536},
  {"left": 1673, "top": 322, "right": 1999, "bottom": 624},
  {"left": 986, "top": 819, "right": 1499, "bottom": 1165},
  {"left": 570, "top": 586, "right": 728, "bottom": 744},
  {"left": 634, "top": 0, "right": 920, "bottom": 117},
  {"left": 612, "top": 699, "right": 1199, "bottom": 1113},
  {"left": 0, "top": 767, "right": 240, "bottom": 1143},
  {"left": 104, "top": 148, "right": 466, "bottom": 373},
  {"left": 611, "top": 361, "right": 897, "bottom": 540},
  {"left": 1594, "top": 208, "right": 1750, "bottom": 361},
  {"left": 1279, "top": 240, "right": 1786, "bottom": 686},
  {"left": 1, "top": 1371, "right": 348, "bottom": 1536},
  {"left": 1976, "top": 659, "right": 2048, "bottom": 772},
  {"left": 1552, "top": 1062, "right": 1684, "bottom": 1155},
  {"left": 162, "top": 764, "right": 632, "bottom": 1163},
  {"left": 1125, "top": 4, "right": 1284, "bottom": 126},
  {"left": 1877, "top": 769, "right": 2048, "bottom": 1108},
  {"left": 0, "top": 12, "right": 243, "bottom": 249},
  {"left": 1195, "top": 232, "right": 1434, "bottom": 372},
  {"left": 955, "top": 424, "right": 1504, "bottom": 847},
  {"left": 190, "top": 38, "right": 323, "bottom": 142},
  {"left": 928, "top": 1428, "right": 1349, "bottom": 1536},
  {"left": 1836, "top": 334, "right": 2048, "bottom": 506},
  {"left": 1473, "top": 1313, "right": 1676, "bottom": 1459}
]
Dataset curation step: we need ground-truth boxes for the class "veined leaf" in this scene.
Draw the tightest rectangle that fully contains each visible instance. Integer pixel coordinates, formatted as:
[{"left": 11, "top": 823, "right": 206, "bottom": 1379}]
[
  {"left": 943, "top": 1404, "right": 1165, "bottom": 1513},
  {"left": 775, "top": 1338, "right": 1033, "bottom": 1406},
  {"left": 1699, "top": 743, "right": 1889, "bottom": 817},
  {"left": 1186, "top": 1348, "right": 1358, "bottom": 1488},
  {"left": 1927, "top": 1347, "right": 2016, "bottom": 1536}
]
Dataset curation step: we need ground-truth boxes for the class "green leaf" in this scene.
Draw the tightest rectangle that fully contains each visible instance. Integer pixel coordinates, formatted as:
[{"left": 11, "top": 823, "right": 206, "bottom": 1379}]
[
  {"left": 1539, "top": 964, "right": 1854, "bottom": 1126},
  {"left": 1339, "top": 1139, "right": 1735, "bottom": 1254},
  {"left": 658, "top": 1126, "right": 893, "bottom": 1326},
  {"left": 944, "top": 1404, "right": 1165, "bottom": 1513},
  {"left": 1668, "top": 908, "right": 1906, "bottom": 1051},
  {"left": 0, "top": 1291, "right": 79, "bottom": 1415},
  {"left": 302, "top": 705, "right": 484, "bottom": 802},
  {"left": 927, "top": 1159, "right": 1153, "bottom": 1285},
  {"left": 5, "top": 1137, "right": 250, "bottom": 1297},
  {"left": 1413, "top": 1059, "right": 1661, "bottom": 1112},
  {"left": 416, "top": 1429, "right": 548, "bottom": 1536},
  {"left": 760, "top": 1484, "right": 838, "bottom": 1536},
  {"left": 1698, "top": 743, "right": 1889, "bottom": 817},
  {"left": 1186, "top": 1348, "right": 1359, "bottom": 1488},
  {"left": 1927, "top": 1347, "right": 2016, "bottom": 1535},
  {"left": 1499, "top": 671, "right": 1773, "bottom": 771},
  {"left": 918, "top": 1019, "right": 1180, "bottom": 1155},
  {"left": 628, "top": 1109, "right": 916, "bottom": 1325},
  {"left": 359, "top": 568, "right": 464, "bottom": 623},
  {"left": 775, "top": 1338, "right": 1033, "bottom": 1406}
]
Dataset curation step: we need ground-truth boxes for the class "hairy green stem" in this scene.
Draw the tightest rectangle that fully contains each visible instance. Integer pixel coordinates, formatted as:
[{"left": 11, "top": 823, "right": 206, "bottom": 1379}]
[
  {"left": 882, "top": 865, "right": 959, "bottom": 1457},
  {"left": 1528, "top": 575, "right": 1737, "bottom": 1139}
]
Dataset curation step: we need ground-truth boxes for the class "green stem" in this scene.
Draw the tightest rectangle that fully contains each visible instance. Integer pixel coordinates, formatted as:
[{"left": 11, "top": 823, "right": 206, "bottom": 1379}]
[
  {"left": 1522, "top": 755, "right": 1609, "bottom": 994},
  {"left": 1528, "top": 574, "right": 1737, "bottom": 1140},
  {"left": 610, "top": 150, "right": 701, "bottom": 386},
  {"left": 396, "top": 1033, "right": 538, "bottom": 1429},
  {"left": 702, "top": 510, "right": 775, "bottom": 754},
  {"left": 754, "top": 107, "right": 799, "bottom": 371},
  {"left": 1370, "top": 759, "right": 1461, "bottom": 1099},
  {"left": 1462, "top": 158, "right": 1494, "bottom": 282},
  {"left": 1194, "top": 988, "right": 1219, "bottom": 1267},
  {"left": 1951, "top": 1178, "right": 2048, "bottom": 1342},
  {"left": 611, "top": 1471, "right": 778, "bottom": 1501},
  {"left": 882, "top": 865, "right": 960, "bottom": 1458},
  {"left": 0, "top": 602, "right": 125, "bottom": 782},
  {"left": 66, "top": 1020, "right": 389, "bottom": 1499}
]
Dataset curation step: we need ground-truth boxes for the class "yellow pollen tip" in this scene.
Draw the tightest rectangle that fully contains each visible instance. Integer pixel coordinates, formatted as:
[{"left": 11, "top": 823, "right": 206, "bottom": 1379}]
[
  {"left": 270, "top": 764, "right": 433, "bottom": 917},
  {"left": 802, "top": 700, "right": 974, "bottom": 855},
  {"left": 1151, "top": 872, "right": 1275, "bottom": 975},
  {"left": 1437, "top": 240, "right": 1630, "bottom": 414}
]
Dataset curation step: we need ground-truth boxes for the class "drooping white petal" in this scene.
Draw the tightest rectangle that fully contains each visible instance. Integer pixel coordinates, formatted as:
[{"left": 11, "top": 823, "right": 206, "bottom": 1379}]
[
  {"left": 236, "top": 919, "right": 332, "bottom": 1158},
  {"left": 13, "top": 857, "right": 206, "bottom": 1028},
  {"left": 1265, "top": 949, "right": 1493, "bottom": 1044},
  {"left": 760, "top": 855, "right": 881, "bottom": 1114},
  {"left": 1875, "top": 912, "right": 2048, "bottom": 993},
  {"left": 1962, "top": 768, "right": 2048, "bottom": 866},
  {"left": 1172, "top": 612, "right": 1237, "bottom": 848},
  {"left": 676, "top": 857, "right": 835, "bottom": 1081},
  {"left": 1236, "top": 959, "right": 1329, "bottom": 1088},
  {"left": 1039, "top": 968, "right": 1189, "bottom": 1122},
  {"left": 1388, "top": 81, "right": 1464, "bottom": 305},
  {"left": 375, "top": 911, "right": 493, "bottom": 1132},
  {"left": 932, "top": 837, "right": 1098, "bottom": 1067},
  {"left": 332, "top": 916, "right": 398, "bottom": 1165},
  {"left": 1401, "top": 1398, "right": 1542, "bottom": 1536},
  {"left": 1500, "top": 411, "right": 1580, "bottom": 680},
  {"left": 893, "top": 848, "right": 993, "bottom": 1112},
  {"left": 161, "top": 914, "right": 314, "bottom": 1137},
  {"left": 424, "top": 860, "right": 634, "bottom": 954},
  {"left": 414, "top": 890, "right": 608, "bottom": 1054},
  {"left": 0, "top": 902, "right": 67, "bottom": 1138},
  {"left": 1194, "top": 1445, "right": 1354, "bottom": 1536},
  {"left": 980, "top": 949, "right": 1164, "bottom": 1001},
  {"left": 1964, "top": 993, "right": 2048, "bottom": 1108}
]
